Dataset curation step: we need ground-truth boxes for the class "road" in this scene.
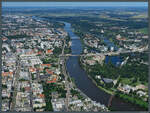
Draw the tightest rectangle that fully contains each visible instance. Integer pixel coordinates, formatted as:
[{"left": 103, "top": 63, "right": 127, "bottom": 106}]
[
  {"left": 10, "top": 55, "right": 21, "bottom": 111},
  {"left": 28, "top": 67, "right": 34, "bottom": 111}
]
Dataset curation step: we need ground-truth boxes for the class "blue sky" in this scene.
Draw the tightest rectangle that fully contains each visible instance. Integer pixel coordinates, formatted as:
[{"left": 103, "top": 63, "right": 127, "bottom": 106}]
[{"left": 2, "top": 2, "right": 148, "bottom": 7}]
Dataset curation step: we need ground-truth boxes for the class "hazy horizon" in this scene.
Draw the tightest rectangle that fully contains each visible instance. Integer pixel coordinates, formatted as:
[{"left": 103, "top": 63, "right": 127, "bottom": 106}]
[{"left": 2, "top": 2, "right": 148, "bottom": 7}]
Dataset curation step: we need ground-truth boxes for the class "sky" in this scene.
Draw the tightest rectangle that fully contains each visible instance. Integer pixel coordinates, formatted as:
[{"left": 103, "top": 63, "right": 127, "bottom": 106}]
[{"left": 2, "top": 2, "right": 148, "bottom": 7}]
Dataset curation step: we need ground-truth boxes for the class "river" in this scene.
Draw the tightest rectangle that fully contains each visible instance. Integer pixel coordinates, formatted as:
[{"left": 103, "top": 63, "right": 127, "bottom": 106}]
[
  {"left": 32, "top": 16, "right": 145, "bottom": 111},
  {"left": 63, "top": 22, "right": 145, "bottom": 111}
]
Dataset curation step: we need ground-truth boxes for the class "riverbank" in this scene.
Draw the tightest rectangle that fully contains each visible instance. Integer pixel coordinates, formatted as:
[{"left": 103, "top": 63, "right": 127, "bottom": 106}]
[
  {"left": 79, "top": 56, "right": 148, "bottom": 110},
  {"left": 65, "top": 57, "right": 90, "bottom": 99},
  {"left": 64, "top": 57, "right": 109, "bottom": 110},
  {"left": 115, "top": 92, "right": 148, "bottom": 110},
  {"left": 79, "top": 56, "right": 114, "bottom": 96}
]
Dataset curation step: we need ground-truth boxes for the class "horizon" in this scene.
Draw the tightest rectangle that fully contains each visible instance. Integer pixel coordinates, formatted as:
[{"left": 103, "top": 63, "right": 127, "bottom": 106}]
[{"left": 2, "top": 2, "right": 148, "bottom": 7}]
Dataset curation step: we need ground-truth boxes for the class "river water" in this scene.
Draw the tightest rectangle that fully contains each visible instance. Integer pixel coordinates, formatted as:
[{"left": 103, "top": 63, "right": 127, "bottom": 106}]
[
  {"left": 63, "top": 22, "right": 145, "bottom": 111},
  {"left": 32, "top": 16, "right": 145, "bottom": 111}
]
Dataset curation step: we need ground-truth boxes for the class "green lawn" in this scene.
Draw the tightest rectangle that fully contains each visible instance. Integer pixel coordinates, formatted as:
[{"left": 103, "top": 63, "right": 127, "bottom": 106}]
[{"left": 120, "top": 78, "right": 131, "bottom": 84}]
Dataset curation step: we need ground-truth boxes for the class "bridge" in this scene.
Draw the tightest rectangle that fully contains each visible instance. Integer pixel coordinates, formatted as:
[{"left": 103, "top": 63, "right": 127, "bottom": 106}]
[
  {"left": 60, "top": 47, "right": 148, "bottom": 57},
  {"left": 59, "top": 50, "right": 141, "bottom": 57}
]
